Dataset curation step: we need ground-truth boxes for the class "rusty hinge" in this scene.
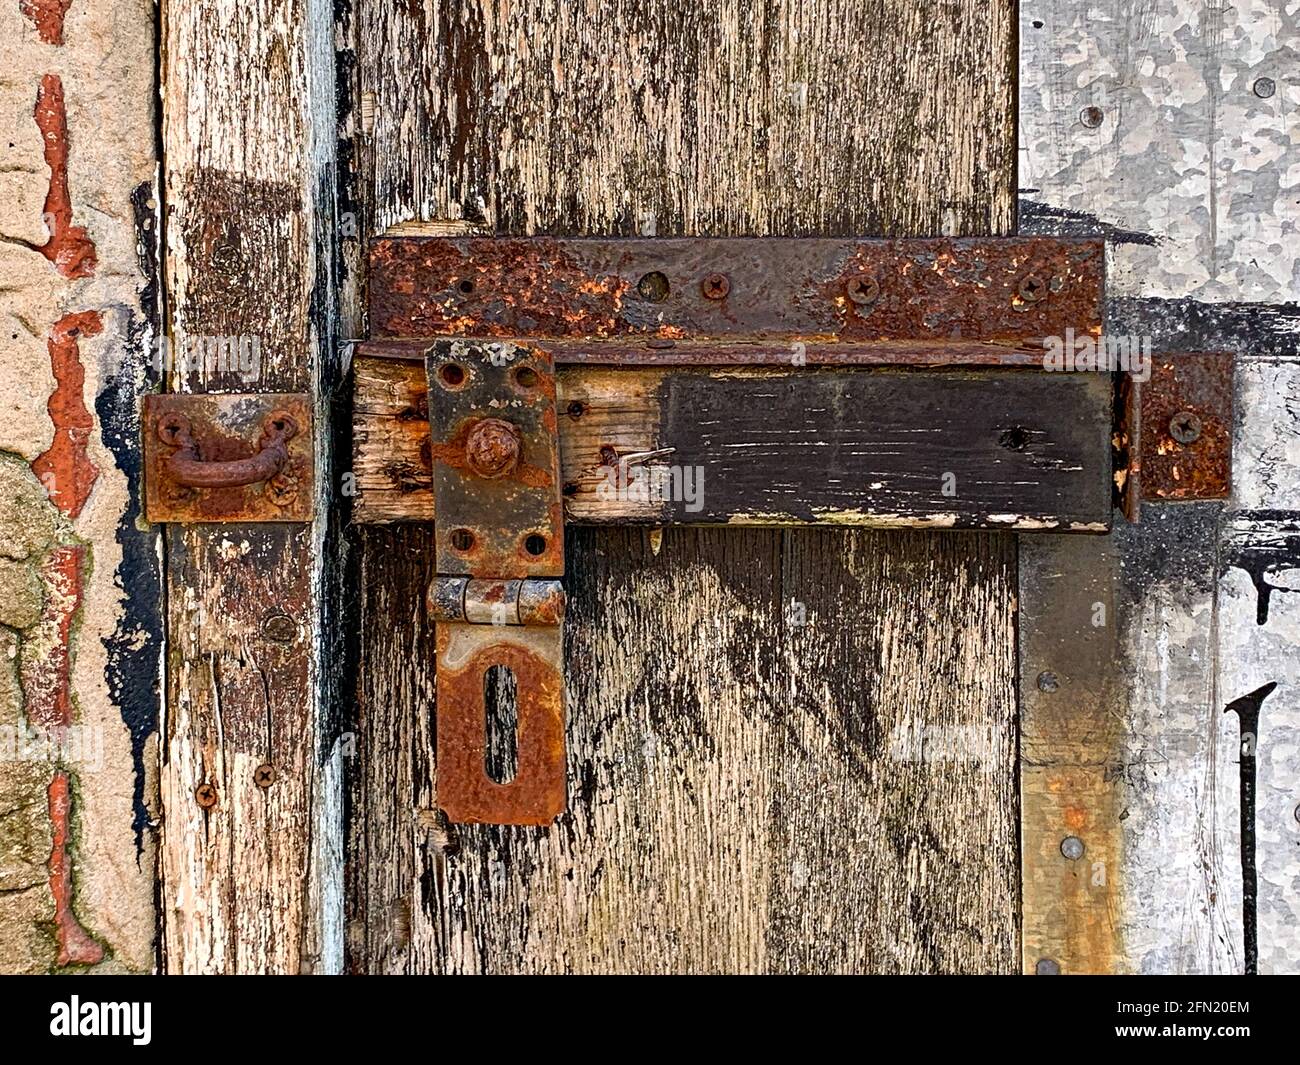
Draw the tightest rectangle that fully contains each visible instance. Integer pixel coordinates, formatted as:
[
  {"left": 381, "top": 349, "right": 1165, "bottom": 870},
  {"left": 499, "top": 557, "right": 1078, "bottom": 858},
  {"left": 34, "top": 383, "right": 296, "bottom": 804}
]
[
  {"left": 143, "top": 394, "right": 315, "bottom": 522},
  {"left": 424, "top": 340, "right": 565, "bottom": 825}
]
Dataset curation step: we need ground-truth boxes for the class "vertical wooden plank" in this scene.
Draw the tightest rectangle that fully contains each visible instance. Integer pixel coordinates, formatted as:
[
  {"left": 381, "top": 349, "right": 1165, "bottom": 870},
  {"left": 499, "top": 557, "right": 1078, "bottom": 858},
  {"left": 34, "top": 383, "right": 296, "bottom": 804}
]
[
  {"left": 781, "top": 531, "right": 1018, "bottom": 972},
  {"left": 159, "top": 0, "right": 344, "bottom": 972},
  {"left": 350, "top": 0, "right": 1018, "bottom": 972}
]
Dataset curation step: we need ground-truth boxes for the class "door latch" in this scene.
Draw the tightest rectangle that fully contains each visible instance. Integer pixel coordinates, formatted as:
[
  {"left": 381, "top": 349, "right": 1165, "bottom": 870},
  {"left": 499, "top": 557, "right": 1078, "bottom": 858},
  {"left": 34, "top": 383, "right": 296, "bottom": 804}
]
[
  {"left": 385, "top": 237, "right": 1234, "bottom": 827},
  {"left": 424, "top": 340, "right": 566, "bottom": 825}
]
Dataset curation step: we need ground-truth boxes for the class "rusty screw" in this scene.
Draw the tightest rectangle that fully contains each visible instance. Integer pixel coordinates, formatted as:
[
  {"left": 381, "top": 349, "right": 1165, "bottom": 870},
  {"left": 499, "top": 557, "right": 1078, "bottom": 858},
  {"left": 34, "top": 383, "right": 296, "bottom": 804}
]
[
  {"left": 465, "top": 418, "right": 521, "bottom": 479},
  {"left": 260, "top": 610, "right": 297, "bottom": 643},
  {"left": 254, "top": 763, "right": 276, "bottom": 789},
  {"left": 195, "top": 782, "right": 218, "bottom": 809},
  {"left": 846, "top": 274, "right": 880, "bottom": 306},
  {"left": 1168, "top": 410, "right": 1203, "bottom": 445},
  {"left": 267, "top": 473, "right": 299, "bottom": 506},
  {"left": 701, "top": 272, "right": 730, "bottom": 300},
  {"left": 1018, "top": 274, "right": 1048, "bottom": 303},
  {"left": 1080, "top": 105, "right": 1104, "bottom": 128}
]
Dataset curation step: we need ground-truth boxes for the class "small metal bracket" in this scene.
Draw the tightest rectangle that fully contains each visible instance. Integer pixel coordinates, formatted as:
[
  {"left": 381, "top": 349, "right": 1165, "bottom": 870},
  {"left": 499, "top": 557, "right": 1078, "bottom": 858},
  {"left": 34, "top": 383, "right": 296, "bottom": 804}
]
[
  {"left": 143, "top": 393, "right": 314, "bottom": 523},
  {"left": 1117, "top": 352, "right": 1233, "bottom": 521},
  {"left": 425, "top": 340, "right": 566, "bottom": 825}
]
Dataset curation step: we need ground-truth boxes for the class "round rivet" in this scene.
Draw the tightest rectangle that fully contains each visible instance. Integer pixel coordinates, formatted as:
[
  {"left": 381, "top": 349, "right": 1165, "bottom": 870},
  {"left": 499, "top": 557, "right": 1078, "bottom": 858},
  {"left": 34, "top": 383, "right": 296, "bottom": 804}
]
[
  {"left": 1080, "top": 105, "right": 1104, "bottom": 128},
  {"left": 1036, "top": 957, "right": 1061, "bottom": 976},
  {"left": 465, "top": 418, "right": 522, "bottom": 479},
  {"left": 1037, "top": 671, "right": 1060, "bottom": 693},
  {"left": 1061, "top": 836, "right": 1085, "bottom": 860},
  {"left": 1253, "top": 77, "right": 1276, "bottom": 99}
]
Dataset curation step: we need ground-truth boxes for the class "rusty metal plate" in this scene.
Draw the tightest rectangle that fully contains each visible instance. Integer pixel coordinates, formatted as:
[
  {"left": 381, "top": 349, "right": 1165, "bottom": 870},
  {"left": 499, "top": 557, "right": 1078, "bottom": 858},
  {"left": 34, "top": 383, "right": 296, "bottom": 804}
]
[
  {"left": 1127, "top": 352, "right": 1233, "bottom": 511},
  {"left": 371, "top": 237, "right": 1103, "bottom": 350},
  {"left": 435, "top": 622, "right": 565, "bottom": 825},
  {"left": 143, "top": 394, "right": 314, "bottom": 523},
  {"left": 426, "top": 340, "right": 564, "bottom": 577}
]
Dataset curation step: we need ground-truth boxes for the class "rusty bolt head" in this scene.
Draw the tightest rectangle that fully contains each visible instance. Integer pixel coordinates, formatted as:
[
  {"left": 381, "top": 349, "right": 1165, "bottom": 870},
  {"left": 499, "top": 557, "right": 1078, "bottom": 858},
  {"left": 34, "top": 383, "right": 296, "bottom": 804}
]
[
  {"left": 1037, "top": 670, "right": 1060, "bottom": 693},
  {"left": 254, "top": 763, "right": 276, "bottom": 788},
  {"left": 267, "top": 473, "right": 299, "bottom": 506},
  {"left": 566, "top": 400, "right": 586, "bottom": 419},
  {"left": 195, "top": 782, "right": 218, "bottom": 809},
  {"left": 846, "top": 274, "right": 880, "bottom": 306},
  {"left": 1018, "top": 274, "right": 1048, "bottom": 303},
  {"left": 465, "top": 418, "right": 521, "bottom": 479},
  {"left": 260, "top": 610, "right": 297, "bottom": 643},
  {"left": 1168, "top": 410, "right": 1203, "bottom": 445},
  {"left": 701, "top": 272, "right": 730, "bottom": 300},
  {"left": 1080, "top": 105, "right": 1104, "bottom": 128}
]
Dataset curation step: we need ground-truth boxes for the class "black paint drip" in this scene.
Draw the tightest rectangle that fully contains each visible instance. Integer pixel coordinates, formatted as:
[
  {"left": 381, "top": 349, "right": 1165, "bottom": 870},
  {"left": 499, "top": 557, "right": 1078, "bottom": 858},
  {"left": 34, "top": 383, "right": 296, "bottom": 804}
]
[{"left": 1224, "top": 681, "right": 1277, "bottom": 976}]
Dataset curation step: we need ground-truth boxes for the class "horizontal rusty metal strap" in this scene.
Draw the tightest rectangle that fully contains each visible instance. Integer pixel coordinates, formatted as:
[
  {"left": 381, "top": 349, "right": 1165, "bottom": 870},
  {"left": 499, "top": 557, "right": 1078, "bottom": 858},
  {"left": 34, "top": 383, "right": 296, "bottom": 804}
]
[
  {"left": 356, "top": 336, "right": 1057, "bottom": 368},
  {"left": 369, "top": 236, "right": 1103, "bottom": 348}
]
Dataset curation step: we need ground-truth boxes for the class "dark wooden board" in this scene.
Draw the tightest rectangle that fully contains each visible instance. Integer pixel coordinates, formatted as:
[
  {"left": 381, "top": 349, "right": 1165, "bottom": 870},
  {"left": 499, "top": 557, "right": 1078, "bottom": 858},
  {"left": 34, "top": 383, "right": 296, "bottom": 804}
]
[{"left": 352, "top": 357, "right": 1113, "bottom": 528}]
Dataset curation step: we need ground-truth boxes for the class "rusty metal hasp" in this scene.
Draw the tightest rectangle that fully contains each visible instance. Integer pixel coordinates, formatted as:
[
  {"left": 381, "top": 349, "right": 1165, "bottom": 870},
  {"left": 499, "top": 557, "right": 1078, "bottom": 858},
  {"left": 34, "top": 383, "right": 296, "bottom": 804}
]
[
  {"left": 143, "top": 394, "right": 314, "bottom": 523},
  {"left": 380, "top": 237, "right": 1237, "bottom": 826},
  {"left": 425, "top": 340, "right": 565, "bottom": 825}
]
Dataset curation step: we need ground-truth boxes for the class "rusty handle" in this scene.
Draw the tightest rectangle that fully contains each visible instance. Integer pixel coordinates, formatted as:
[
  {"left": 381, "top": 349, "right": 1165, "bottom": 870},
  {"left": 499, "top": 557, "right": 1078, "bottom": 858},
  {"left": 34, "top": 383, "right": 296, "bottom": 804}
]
[{"left": 157, "top": 410, "right": 298, "bottom": 489}]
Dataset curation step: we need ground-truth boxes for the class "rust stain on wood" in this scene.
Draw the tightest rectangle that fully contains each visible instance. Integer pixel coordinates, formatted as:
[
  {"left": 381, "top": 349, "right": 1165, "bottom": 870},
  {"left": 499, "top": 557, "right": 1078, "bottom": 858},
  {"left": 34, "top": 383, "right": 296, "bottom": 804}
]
[{"left": 1019, "top": 534, "right": 1125, "bottom": 974}]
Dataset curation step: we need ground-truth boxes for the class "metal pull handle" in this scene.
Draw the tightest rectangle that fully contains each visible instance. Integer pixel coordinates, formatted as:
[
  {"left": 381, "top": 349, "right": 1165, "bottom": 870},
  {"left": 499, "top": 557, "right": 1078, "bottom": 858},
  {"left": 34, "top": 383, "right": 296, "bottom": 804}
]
[{"left": 156, "top": 410, "right": 299, "bottom": 488}]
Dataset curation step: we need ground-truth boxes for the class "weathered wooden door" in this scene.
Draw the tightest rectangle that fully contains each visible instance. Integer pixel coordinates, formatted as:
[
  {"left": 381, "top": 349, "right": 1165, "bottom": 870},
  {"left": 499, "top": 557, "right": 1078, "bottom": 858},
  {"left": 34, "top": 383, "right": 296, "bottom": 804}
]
[{"left": 343, "top": 1, "right": 1019, "bottom": 973}]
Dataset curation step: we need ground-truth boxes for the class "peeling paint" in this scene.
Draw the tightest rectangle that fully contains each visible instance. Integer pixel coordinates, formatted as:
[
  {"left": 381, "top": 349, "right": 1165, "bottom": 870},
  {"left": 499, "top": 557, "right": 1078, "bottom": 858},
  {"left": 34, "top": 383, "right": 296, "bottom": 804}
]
[
  {"left": 33, "top": 74, "right": 97, "bottom": 279},
  {"left": 31, "top": 311, "right": 102, "bottom": 518}
]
